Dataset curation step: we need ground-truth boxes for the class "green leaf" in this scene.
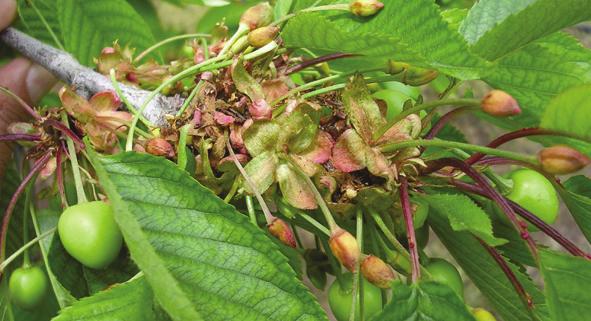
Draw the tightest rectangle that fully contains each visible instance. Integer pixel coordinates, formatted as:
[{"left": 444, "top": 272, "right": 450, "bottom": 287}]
[
  {"left": 56, "top": 0, "right": 156, "bottom": 65},
  {"left": 440, "top": 8, "right": 468, "bottom": 31},
  {"left": 16, "top": 0, "right": 63, "bottom": 48},
  {"left": 485, "top": 33, "right": 591, "bottom": 127},
  {"left": 459, "top": 0, "right": 535, "bottom": 45},
  {"left": 540, "top": 249, "right": 591, "bottom": 321},
  {"left": 48, "top": 234, "right": 89, "bottom": 299},
  {"left": 373, "top": 281, "right": 476, "bottom": 321},
  {"left": 282, "top": 0, "right": 489, "bottom": 79},
  {"left": 465, "top": 0, "right": 591, "bottom": 60},
  {"left": 52, "top": 277, "right": 157, "bottom": 321},
  {"left": 83, "top": 254, "right": 138, "bottom": 295},
  {"left": 420, "top": 194, "right": 507, "bottom": 246},
  {"left": 275, "top": 0, "right": 294, "bottom": 19},
  {"left": 541, "top": 85, "right": 591, "bottom": 139},
  {"left": 88, "top": 151, "right": 328, "bottom": 321},
  {"left": 483, "top": 33, "right": 591, "bottom": 155},
  {"left": 560, "top": 175, "right": 591, "bottom": 244},
  {"left": 429, "top": 209, "right": 550, "bottom": 321}
]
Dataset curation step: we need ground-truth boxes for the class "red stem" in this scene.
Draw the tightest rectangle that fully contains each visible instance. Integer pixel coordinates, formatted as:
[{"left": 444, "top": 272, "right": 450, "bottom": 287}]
[
  {"left": 465, "top": 127, "right": 583, "bottom": 165},
  {"left": 477, "top": 238, "right": 536, "bottom": 313},
  {"left": 452, "top": 180, "right": 589, "bottom": 258},
  {"left": 0, "top": 134, "right": 41, "bottom": 142},
  {"left": 424, "top": 106, "right": 472, "bottom": 140},
  {"left": 285, "top": 53, "right": 358, "bottom": 75},
  {"left": 0, "top": 152, "right": 52, "bottom": 262},
  {"left": 43, "top": 119, "right": 85, "bottom": 149},
  {"left": 0, "top": 87, "right": 42, "bottom": 120},
  {"left": 399, "top": 176, "right": 420, "bottom": 282},
  {"left": 427, "top": 158, "right": 539, "bottom": 260},
  {"left": 56, "top": 144, "right": 67, "bottom": 208}
]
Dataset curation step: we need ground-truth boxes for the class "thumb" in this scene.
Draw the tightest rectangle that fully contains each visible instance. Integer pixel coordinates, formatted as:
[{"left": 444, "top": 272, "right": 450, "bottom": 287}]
[{"left": 0, "top": 58, "right": 56, "bottom": 177}]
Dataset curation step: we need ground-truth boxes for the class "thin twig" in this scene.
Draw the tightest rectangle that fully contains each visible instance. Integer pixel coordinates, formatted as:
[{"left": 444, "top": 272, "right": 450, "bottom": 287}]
[
  {"left": 465, "top": 127, "right": 591, "bottom": 165},
  {"left": 0, "top": 27, "right": 182, "bottom": 126},
  {"left": 0, "top": 134, "right": 41, "bottom": 142},
  {"left": 452, "top": 180, "right": 589, "bottom": 258},
  {"left": 0, "top": 152, "right": 52, "bottom": 262},
  {"left": 285, "top": 53, "right": 357, "bottom": 75},
  {"left": 428, "top": 158, "right": 539, "bottom": 260}
]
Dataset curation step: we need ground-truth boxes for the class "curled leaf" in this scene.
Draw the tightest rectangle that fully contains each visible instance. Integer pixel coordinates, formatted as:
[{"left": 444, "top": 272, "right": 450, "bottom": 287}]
[
  {"left": 276, "top": 163, "right": 317, "bottom": 210},
  {"left": 243, "top": 151, "right": 278, "bottom": 195},
  {"left": 342, "top": 74, "right": 386, "bottom": 142}
]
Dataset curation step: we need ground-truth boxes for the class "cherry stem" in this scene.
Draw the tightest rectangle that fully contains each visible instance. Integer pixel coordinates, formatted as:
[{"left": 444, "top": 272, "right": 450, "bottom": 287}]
[
  {"left": 477, "top": 238, "right": 537, "bottom": 317},
  {"left": 349, "top": 209, "right": 364, "bottom": 321},
  {"left": 0, "top": 134, "right": 41, "bottom": 142},
  {"left": 381, "top": 139, "right": 538, "bottom": 165},
  {"left": 245, "top": 195, "right": 258, "bottom": 226},
  {"left": 399, "top": 176, "right": 421, "bottom": 283},
  {"left": 0, "top": 228, "right": 55, "bottom": 274},
  {"left": 285, "top": 53, "right": 357, "bottom": 75},
  {"left": 226, "top": 141, "right": 274, "bottom": 224},
  {"left": 134, "top": 33, "right": 211, "bottom": 63},
  {"left": 473, "top": 156, "right": 527, "bottom": 167},
  {"left": 452, "top": 180, "right": 589, "bottom": 258},
  {"left": 0, "top": 87, "right": 42, "bottom": 120},
  {"left": 465, "top": 127, "right": 590, "bottom": 165},
  {"left": 428, "top": 158, "right": 539, "bottom": 260},
  {"left": 424, "top": 106, "right": 473, "bottom": 140},
  {"left": 0, "top": 152, "right": 52, "bottom": 262},
  {"left": 55, "top": 144, "right": 67, "bottom": 208}
]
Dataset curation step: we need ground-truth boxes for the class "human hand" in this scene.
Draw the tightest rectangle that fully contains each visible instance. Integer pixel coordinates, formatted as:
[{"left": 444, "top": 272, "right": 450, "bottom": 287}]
[{"left": 0, "top": 0, "right": 55, "bottom": 177}]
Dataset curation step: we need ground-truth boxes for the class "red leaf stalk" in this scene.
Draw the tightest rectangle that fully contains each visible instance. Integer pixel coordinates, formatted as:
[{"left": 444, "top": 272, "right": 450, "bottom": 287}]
[{"left": 399, "top": 176, "right": 420, "bottom": 283}]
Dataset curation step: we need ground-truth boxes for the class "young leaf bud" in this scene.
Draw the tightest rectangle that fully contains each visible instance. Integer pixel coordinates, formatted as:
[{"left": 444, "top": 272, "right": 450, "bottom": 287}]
[
  {"left": 39, "top": 157, "right": 57, "bottom": 180},
  {"left": 538, "top": 145, "right": 591, "bottom": 174},
  {"left": 361, "top": 255, "right": 396, "bottom": 288},
  {"left": 249, "top": 99, "right": 273, "bottom": 120},
  {"left": 7, "top": 122, "right": 36, "bottom": 135},
  {"left": 240, "top": 2, "right": 274, "bottom": 30},
  {"left": 146, "top": 138, "right": 175, "bottom": 158},
  {"left": 247, "top": 26, "right": 280, "bottom": 48},
  {"left": 268, "top": 217, "right": 297, "bottom": 248},
  {"left": 404, "top": 68, "right": 439, "bottom": 86},
  {"left": 471, "top": 308, "right": 497, "bottom": 321},
  {"left": 349, "top": 0, "right": 384, "bottom": 17},
  {"left": 481, "top": 90, "right": 521, "bottom": 117},
  {"left": 329, "top": 227, "right": 360, "bottom": 272}
]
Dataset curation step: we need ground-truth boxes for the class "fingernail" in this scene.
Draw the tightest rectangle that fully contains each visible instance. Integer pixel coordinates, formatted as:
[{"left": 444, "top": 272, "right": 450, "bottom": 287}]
[
  {"left": 0, "top": 0, "right": 17, "bottom": 30},
  {"left": 26, "top": 64, "right": 56, "bottom": 103}
]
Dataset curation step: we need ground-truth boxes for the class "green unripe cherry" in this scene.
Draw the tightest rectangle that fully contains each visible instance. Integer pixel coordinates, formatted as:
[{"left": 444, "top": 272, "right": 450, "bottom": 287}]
[
  {"left": 425, "top": 258, "right": 464, "bottom": 299},
  {"left": 328, "top": 273, "right": 383, "bottom": 321},
  {"left": 506, "top": 169, "right": 559, "bottom": 227},
  {"left": 9, "top": 265, "right": 48, "bottom": 309},
  {"left": 58, "top": 201, "right": 123, "bottom": 269}
]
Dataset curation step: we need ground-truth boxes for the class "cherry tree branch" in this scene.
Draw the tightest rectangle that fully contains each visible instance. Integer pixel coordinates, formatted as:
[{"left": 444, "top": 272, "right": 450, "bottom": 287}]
[{"left": 0, "top": 27, "right": 182, "bottom": 126}]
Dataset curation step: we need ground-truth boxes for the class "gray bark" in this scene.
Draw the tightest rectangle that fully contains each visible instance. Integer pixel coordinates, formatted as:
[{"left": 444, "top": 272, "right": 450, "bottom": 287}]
[{"left": 0, "top": 27, "right": 182, "bottom": 126}]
